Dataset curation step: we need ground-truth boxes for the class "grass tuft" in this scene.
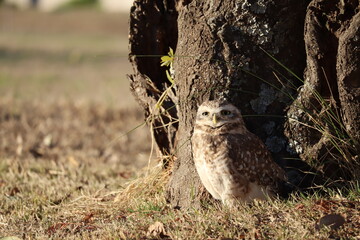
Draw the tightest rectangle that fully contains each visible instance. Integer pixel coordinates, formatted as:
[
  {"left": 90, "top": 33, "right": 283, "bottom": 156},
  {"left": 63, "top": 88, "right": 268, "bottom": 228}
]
[{"left": 114, "top": 163, "right": 169, "bottom": 210}]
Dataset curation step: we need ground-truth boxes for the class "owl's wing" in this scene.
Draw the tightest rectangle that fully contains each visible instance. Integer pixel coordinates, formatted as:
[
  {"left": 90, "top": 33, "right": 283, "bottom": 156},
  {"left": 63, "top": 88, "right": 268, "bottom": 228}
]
[{"left": 227, "top": 133, "right": 286, "bottom": 187}]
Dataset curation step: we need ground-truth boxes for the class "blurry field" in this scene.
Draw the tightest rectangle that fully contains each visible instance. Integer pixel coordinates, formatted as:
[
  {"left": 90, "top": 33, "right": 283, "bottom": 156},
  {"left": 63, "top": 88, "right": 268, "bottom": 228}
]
[
  {"left": 0, "top": 7, "right": 134, "bottom": 105},
  {"left": 0, "top": 7, "right": 152, "bottom": 165}
]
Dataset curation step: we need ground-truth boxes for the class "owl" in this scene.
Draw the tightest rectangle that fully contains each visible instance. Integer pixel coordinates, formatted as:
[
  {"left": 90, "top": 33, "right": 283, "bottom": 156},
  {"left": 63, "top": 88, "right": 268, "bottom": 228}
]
[{"left": 192, "top": 100, "right": 286, "bottom": 206}]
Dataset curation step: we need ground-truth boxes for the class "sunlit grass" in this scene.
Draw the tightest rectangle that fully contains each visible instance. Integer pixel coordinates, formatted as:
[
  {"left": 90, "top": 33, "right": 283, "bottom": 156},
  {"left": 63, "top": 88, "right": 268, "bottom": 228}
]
[{"left": 1, "top": 157, "right": 359, "bottom": 239}]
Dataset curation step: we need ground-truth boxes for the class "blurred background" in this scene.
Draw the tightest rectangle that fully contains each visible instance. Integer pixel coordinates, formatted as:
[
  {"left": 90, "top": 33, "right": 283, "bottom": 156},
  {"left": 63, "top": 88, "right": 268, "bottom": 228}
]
[
  {"left": 1, "top": 0, "right": 134, "bottom": 105},
  {"left": 3, "top": 0, "right": 133, "bottom": 13},
  {"left": 0, "top": 0, "right": 151, "bottom": 170}
]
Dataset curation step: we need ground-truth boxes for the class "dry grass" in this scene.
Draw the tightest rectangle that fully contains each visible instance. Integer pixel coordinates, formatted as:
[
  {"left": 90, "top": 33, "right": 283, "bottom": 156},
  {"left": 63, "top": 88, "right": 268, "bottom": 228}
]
[{"left": 1, "top": 156, "right": 359, "bottom": 239}]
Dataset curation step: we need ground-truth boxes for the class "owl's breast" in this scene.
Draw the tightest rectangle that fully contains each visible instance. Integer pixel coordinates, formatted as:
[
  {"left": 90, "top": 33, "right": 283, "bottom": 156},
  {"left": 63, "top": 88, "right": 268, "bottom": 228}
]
[
  {"left": 192, "top": 132, "right": 229, "bottom": 165},
  {"left": 192, "top": 132, "right": 235, "bottom": 200}
]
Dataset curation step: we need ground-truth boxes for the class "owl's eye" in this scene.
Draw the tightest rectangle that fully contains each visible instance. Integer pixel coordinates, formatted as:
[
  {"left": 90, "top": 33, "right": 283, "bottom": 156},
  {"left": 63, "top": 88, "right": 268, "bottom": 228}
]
[
  {"left": 221, "top": 110, "right": 232, "bottom": 116},
  {"left": 202, "top": 111, "right": 209, "bottom": 116}
]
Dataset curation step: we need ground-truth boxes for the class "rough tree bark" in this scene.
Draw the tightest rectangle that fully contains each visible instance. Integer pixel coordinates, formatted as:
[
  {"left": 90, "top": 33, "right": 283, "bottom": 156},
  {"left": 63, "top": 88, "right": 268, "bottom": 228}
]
[
  {"left": 285, "top": 0, "right": 360, "bottom": 180},
  {"left": 128, "top": 0, "right": 359, "bottom": 208},
  {"left": 128, "top": 0, "right": 308, "bottom": 208},
  {"left": 127, "top": 0, "right": 178, "bottom": 162},
  {"left": 167, "top": 0, "right": 310, "bottom": 208}
]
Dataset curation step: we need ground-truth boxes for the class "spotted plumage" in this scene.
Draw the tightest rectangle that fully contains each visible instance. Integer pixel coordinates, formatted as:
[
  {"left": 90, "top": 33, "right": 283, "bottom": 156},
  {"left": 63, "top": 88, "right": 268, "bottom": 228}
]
[{"left": 192, "top": 100, "right": 286, "bottom": 206}]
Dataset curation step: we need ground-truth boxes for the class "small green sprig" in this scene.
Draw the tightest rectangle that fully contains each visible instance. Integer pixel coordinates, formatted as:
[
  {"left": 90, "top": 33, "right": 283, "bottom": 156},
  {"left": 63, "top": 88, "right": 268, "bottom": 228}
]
[{"left": 160, "top": 47, "right": 175, "bottom": 84}]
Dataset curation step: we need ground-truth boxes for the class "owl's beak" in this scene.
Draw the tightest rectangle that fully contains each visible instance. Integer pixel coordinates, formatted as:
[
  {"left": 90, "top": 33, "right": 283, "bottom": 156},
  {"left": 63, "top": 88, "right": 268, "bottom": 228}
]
[{"left": 212, "top": 113, "right": 217, "bottom": 125}]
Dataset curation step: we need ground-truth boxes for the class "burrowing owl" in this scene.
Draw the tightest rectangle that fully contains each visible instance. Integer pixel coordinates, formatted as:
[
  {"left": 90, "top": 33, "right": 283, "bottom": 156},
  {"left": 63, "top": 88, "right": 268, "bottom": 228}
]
[{"left": 192, "top": 100, "right": 286, "bottom": 206}]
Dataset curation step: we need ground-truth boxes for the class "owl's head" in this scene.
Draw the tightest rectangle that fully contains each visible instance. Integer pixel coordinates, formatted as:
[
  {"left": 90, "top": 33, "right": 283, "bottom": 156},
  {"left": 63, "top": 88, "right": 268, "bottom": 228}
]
[{"left": 195, "top": 100, "right": 243, "bottom": 128}]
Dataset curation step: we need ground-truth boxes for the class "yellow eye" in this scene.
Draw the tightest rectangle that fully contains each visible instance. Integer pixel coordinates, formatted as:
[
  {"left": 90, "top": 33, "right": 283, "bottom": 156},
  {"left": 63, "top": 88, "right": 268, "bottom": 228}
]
[
  {"left": 221, "top": 110, "right": 231, "bottom": 116},
  {"left": 202, "top": 111, "right": 209, "bottom": 116}
]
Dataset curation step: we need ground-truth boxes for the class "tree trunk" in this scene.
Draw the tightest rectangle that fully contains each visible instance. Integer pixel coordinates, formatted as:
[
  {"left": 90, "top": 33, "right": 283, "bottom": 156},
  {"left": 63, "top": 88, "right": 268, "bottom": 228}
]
[
  {"left": 285, "top": 0, "right": 360, "bottom": 181},
  {"left": 128, "top": 0, "right": 359, "bottom": 209},
  {"left": 127, "top": 0, "right": 179, "bottom": 162},
  {"left": 166, "top": 0, "right": 308, "bottom": 208}
]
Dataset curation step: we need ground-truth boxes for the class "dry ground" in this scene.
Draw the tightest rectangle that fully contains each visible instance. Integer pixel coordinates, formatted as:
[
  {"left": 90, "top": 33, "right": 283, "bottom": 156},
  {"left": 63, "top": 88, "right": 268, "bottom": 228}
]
[
  {"left": 0, "top": 7, "right": 360, "bottom": 240},
  {"left": 0, "top": 6, "right": 151, "bottom": 238}
]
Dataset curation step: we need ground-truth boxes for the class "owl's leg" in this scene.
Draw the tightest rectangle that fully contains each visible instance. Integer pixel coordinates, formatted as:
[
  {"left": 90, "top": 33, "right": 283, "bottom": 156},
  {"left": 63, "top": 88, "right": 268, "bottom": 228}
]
[
  {"left": 244, "top": 183, "right": 275, "bottom": 202},
  {"left": 221, "top": 196, "right": 240, "bottom": 207},
  {"left": 221, "top": 184, "right": 248, "bottom": 207}
]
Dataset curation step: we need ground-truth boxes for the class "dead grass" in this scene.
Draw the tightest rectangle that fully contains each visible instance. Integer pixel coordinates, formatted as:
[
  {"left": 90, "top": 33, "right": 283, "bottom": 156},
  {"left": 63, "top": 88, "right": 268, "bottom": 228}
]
[
  {"left": 1, "top": 157, "right": 359, "bottom": 239},
  {"left": 0, "top": 99, "right": 154, "bottom": 239},
  {"left": 0, "top": 99, "right": 150, "bottom": 168}
]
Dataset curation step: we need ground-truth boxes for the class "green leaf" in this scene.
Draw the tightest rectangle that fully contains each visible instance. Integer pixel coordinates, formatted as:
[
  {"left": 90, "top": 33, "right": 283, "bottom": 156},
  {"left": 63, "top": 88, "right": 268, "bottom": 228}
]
[
  {"left": 160, "top": 56, "right": 172, "bottom": 67},
  {"left": 169, "top": 47, "right": 174, "bottom": 57},
  {"left": 160, "top": 47, "right": 175, "bottom": 67}
]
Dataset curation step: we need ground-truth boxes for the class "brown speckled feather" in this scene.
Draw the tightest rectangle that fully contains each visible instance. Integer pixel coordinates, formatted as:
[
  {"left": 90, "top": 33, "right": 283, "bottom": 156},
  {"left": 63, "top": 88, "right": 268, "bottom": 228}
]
[{"left": 192, "top": 100, "right": 286, "bottom": 206}]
